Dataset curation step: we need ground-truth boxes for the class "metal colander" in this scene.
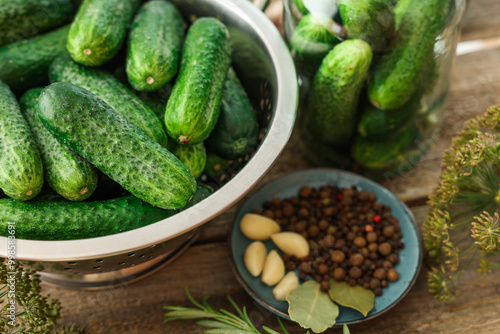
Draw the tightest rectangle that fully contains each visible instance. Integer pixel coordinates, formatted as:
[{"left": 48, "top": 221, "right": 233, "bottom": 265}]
[{"left": 0, "top": 0, "right": 297, "bottom": 289}]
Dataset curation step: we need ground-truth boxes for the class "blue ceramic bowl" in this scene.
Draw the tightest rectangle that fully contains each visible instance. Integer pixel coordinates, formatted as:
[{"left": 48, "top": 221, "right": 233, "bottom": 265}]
[{"left": 228, "top": 168, "right": 422, "bottom": 326}]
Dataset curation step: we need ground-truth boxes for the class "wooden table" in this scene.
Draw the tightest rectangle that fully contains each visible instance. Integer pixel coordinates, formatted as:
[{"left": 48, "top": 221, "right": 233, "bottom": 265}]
[{"left": 48, "top": 1, "right": 500, "bottom": 332}]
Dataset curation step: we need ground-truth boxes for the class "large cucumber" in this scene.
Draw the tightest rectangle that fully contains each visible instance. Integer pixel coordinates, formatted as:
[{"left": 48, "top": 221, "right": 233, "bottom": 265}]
[
  {"left": 126, "top": 0, "right": 184, "bottom": 91},
  {"left": 0, "top": 80, "right": 43, "bottom": 201},
  {"left": 38, "top": 82, "right": 196, "bottom": 209},
  {"left": 205, "top": 68, "right": 259, "bottom": 160},
  {"left": 367, "top": 0, "right": 449, "bottom": 110},
  {"left": 165, "top": 17, "right": 232, "bottom": 145},
  {"left": 0, "top": 25, "right": 69, "bottom": 94},
  {"left": 67, "top": 0, "right": 141, "bottom": 66},
  {"left": 49, "top": 55, "right": 168, "bottom": 147},
  {"left": 0, "top": 0, "right": 72, "bottom": 47},
  {"left": 305, "top": 39, "right": 373, "bottom": 149},
  {"left": 170, "top": 142, "right": 207, "bottom": 179},
  {"left": 20, "top": 88, "right": 98, "bottom": 201},
  {"left": 338, "top": 0, "right": 395, "bottom": 53}
]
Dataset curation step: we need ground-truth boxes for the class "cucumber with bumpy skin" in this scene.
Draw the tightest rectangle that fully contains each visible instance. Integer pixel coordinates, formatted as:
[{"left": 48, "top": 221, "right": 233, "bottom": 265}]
[
  {"left": 306, "top": 39, "right": 373, "bottom": 149},
  {"left": 0, "top": 25, "right": 70, "bottom": 93},
  {"left": 0, "top": 80, "right": 43, "bottom": 201},
  {"left": 204, "top": 152, "right": 229, "bottom": 178},
  {"left": 165, "top": 17, "right": 232, "bottom": 145},
  {"left": 21, "top": 88, "right": 98, "bottom": 201},
  {"left": 126, "top": 0, "right": 184, "bottom": 91},
  {"left": 67, "top": 0, "right": 141, "bottom": 66},
  {"left": 0, "top": 0, "right": 72, "bottom": 47},
  {"left": 50, "top": 55, "right": 168, "bottom": 147},
  {"left": 38, "top": 82, "right": 196, "bottom": 209},
  {"left": 170, "top": 142, "right": 207, "bottom": 179},
  {"left": 206, "top": 68, "right": 259, "bottom": 160}
]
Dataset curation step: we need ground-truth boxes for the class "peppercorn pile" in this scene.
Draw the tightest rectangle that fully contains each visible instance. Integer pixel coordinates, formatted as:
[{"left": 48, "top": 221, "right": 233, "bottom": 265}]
[{"left": 252, "top": 184, "right": 403, "bottom": 296}]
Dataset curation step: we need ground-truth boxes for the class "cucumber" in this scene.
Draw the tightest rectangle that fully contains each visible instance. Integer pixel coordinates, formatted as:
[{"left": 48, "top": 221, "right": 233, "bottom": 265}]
[
  {"left": 165, "top": 17, "right": 232, "bottom": 145},
  {"left": 49, "top": 55, "right": 168, "bottom": 147},
  {"left": 170, "top": 142, "right": 207, "bottom": 179},
  {"left": 0, "top": 0, "right": 72, "bottom": 47},
  {"left": 0, "top": 80, "right": 43, "bottom": 201},
  {"left": 338, "top": 0, "right": 395, "bottom": 52},
  {"left": 305, "top": 39, "right": 373, "bottom": 149},
  {"left": 367, "top": 0, "right": 450, "bottom": 110},
  {"left": 293, "top": 0, "right": 309, "bottom": 15},
  {"left": 67, "top": 0, "right": 141, "bottom": 66},
  {"left": 351, "top": 122, "right": 418, "bottom": 171},
  {"left": 183, "top": 183, "right": 214, "bottom": 210},
  {"left": 126, "top": 0, "right": 184, "bottom": 91},
  {"left": 0, "top": 25, "right": 69, "bottom": 94},
  {"left": 205, "top": 68, "right": 259, "bottom": 160},
  {"left": 0, "top": 196, "right": 175, "bottom": 240},
  {"left": 20, "top": 88, "right": 98, "bottom": 201},
  {"left": 204, "top": 152, "right": 229, "bottom": 178},
  {"left": 38, "top": 82, "right": 196, "bottom": 209}
]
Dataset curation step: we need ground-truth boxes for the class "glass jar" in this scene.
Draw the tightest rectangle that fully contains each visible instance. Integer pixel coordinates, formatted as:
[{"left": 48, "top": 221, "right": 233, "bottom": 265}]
[{"left": 284, "top": 0, "right": 466, "bottom": 178}]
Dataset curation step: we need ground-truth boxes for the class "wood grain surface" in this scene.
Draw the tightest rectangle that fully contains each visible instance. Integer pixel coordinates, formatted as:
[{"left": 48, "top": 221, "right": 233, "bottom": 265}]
[{"left": 46, "top": 1, "right": 500, "bottom": 333}]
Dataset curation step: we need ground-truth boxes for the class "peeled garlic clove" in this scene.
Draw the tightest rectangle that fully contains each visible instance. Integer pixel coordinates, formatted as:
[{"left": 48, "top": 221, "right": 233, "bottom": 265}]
[
  {"left": 273, "top": 271, "right": 299, "bottom": 301},
  {"left": 244, "top": 241, "right": 267, "bottom": 277},
  {"left": 271, "top": 232, "right": 310, "bottom": 258},
  {"left": 240, "top": 213, "right": 281, "bottom": 240},
  {"left": 261, "top": 250, "right": 285, "bottom": 286}
]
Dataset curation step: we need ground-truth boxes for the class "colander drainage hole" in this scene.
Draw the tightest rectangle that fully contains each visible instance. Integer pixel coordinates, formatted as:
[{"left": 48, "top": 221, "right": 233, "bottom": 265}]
[
  {"left": 93, "top": 266, "right": 101, "bottom": 270},
  {"left": 63, "top": 268, "right": 72, "bottom": 271},
  {"left": 95, "top": 259, "right": 104, "bottom": 263},
  {"left": 118, "top": 262, "right": 126, "bottom": 266},
  {"left": 138, "top": 254, "right": 146, "bottom": 258},
  {"left": 128, "top": 252, "right": 135, "bottom": 257},
  {"left": 67, "top": 261, "right": 77, "bottom": 265}
]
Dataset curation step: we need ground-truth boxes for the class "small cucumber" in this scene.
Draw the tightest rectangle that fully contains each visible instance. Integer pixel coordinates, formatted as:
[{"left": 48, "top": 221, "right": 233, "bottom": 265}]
[
  {"left": 170, "top": 142, "right": 207, "bottom": 179},
  {"left": 0, "top": 196, "right": 175, "bottom": 240},
  {"left": 205, "top": 68, "right": 259, "bottom": 160},
  {"left": 338, "top": 0, "right": 395, "bottom": 52},
  {"left": 0, "top": 80, "right": 43, "bottom": 201},
  {"left": 67, "top": 0, "right": 141, "bottom": 66},
  {"left": 183, "top": 183, "right": 214, "bottom": 210},
  {"left": 0, "top": 0, "right": 72, "bottom": 47},
  {"left": 20, "top": 88, "right": 98, "bottom": 201},
  {"left": 0, "top": 25, "right": 69, "bottom": 94},
  {"left": 305, "top": 39, "right": 373, "bottom": 149},
  {"left": 38, "top": 82, "right": 196, "bottom": 209},
  {"left": 126, "top": 0, "right": 184, "bottom": 91},
  {"left": 204, "top": 152, "right": 229, "bottom": 178},
  {"left": 50, "top": 55, "right": 168, "bottom": 147},
  {"left": 367, "top": 0, "right": 450, "bottom": 110},
  {"left": 165, "top": 17, "right": 233, "bottom": 145}
]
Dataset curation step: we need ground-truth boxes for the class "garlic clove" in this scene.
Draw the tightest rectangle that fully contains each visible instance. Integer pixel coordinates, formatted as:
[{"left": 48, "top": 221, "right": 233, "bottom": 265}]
[
  {"left": 272, "top": 271, "right": 299, "bottom": 301},
  {"left": 261, "top": 250, "right": 285, "bottom": 286},
  {"left": 271, "top": 232, "right": 310, "bottom": 258},
  {"left": 240, "top": 213, "right": 281, "bottom": 240},
  {"left": 244, "top": 241, "right": 267, "bottom": 277}
]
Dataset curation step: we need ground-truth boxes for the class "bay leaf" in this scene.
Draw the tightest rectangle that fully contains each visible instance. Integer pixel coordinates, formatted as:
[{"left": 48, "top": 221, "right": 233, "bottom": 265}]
[
  {"left": 328, "top": 279, "right": 375, "bottom": 317},
  {"left": 286, "top": 281, "right": 339, "bottom": 333}
]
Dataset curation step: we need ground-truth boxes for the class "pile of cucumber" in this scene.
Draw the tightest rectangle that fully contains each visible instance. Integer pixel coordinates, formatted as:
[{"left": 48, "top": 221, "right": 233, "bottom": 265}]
[
  {"left": 0, "top": 0, "right": 259, "bottom": 240},
  {"left": 291, "top": 0, "right": 451, "bottom": 173}
]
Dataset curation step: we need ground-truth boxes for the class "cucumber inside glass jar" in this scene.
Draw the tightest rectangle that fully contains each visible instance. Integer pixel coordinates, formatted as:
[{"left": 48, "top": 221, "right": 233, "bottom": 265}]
[{"left": 284, "top": 0, "right": 466, "bottom": 178}]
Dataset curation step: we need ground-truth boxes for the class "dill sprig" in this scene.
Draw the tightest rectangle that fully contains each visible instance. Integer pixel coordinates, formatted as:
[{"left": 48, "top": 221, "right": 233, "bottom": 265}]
[{"left": 424, "top": 106, "right": 500, "bottom": 302}]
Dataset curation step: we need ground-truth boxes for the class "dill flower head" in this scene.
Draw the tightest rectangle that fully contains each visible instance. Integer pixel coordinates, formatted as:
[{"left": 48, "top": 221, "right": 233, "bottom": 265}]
[{"left": 471, "top": 211, "right": 500, "bottom": 251}]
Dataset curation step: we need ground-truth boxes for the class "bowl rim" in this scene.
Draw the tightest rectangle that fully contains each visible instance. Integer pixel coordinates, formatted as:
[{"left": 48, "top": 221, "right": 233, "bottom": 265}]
[{"left": 0, "top": 0, "right": 298, "bottom": 261}]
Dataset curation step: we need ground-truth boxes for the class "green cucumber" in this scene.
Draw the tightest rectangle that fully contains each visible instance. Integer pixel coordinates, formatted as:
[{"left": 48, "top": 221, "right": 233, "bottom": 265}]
[
  {"left": 49, "top": 55, "right": 168, "bottom": 147},
  {"left": 38, "top": 82, "right": 196, "bottom": 209},
  {"left": 0, "top": 196, "right": 175, "bottom": 240},
  {"left": 204, "top": 152, "right": 229, "bottom": 178},
  {"left": 0, "top": 80, "right": 43, "bottom": 201},
  {"left": 0, "top": 25, "right": 69, "bottom": 94},
  {"left": 205, "top": 68, "right": 259, "bottom": 160},
  {"left": 183, "top": 183, "right": 214, "bottom": 210},
  {"left": 126, "top": 0, "right": 184, "bottom": 91},
  {"left": 367, "top": 0, "right": 450, "bottom": 110},
  {"left": 0, "top": 0, "right": 72, "bottom": 47},
  {"left": 67, "top": 0, "right": 141, "bottom": 66},
  {"left": 351, "top": 122, "right": 418, "bottom": 171},
  {"left": 170, "top": 142, "right": 207, "bottom": 179},
  {"left": 20, "top": 88, "right": 98, "bottom": 201},
  {"left": 165, "top": 17, "right": 232, "bottom": 145},
  {"left": 293, "top": 0, "right": 309, "bottom": 15},
  {"left": 338, "top": 0, "right": 395, "bottom": 52},
  {"left": 305, "top": 39, "right": 373, "bottom": 149}
]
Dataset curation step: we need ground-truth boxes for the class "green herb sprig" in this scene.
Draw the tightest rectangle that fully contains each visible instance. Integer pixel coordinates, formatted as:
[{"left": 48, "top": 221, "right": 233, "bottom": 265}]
[{"left": 424, "top": 106, "right": 500, "bottom": 302}]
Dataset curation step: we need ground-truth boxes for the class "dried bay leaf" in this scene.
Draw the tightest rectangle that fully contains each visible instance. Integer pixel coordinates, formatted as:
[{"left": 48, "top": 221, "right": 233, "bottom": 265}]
[
  {"left": 286, "top": 281, "right": 339, "bottom": 333},
  {"left": 328, "top": 279, "right": 375, "bottom": 317}
]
